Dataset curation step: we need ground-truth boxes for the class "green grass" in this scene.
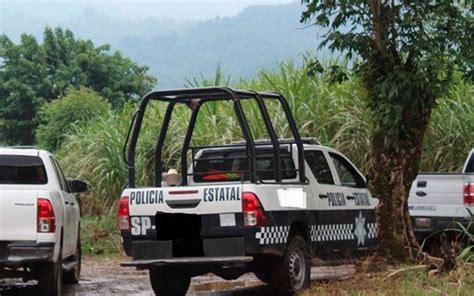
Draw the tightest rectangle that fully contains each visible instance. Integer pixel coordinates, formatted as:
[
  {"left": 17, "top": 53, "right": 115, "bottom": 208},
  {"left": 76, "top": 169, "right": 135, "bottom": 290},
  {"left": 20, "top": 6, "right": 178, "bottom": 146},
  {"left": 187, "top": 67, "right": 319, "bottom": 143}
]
[
  {"left": 81, "top": 213, "right": 122, "bottom": 256},
  {"left": 304, "top": 264, "right": 474, "bottom": 296}
]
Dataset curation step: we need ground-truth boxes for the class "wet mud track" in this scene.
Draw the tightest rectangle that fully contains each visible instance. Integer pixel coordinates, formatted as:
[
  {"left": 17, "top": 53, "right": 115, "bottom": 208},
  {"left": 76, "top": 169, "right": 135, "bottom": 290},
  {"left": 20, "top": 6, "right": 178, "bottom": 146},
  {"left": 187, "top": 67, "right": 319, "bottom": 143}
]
[{"left": 0, "top": 257, "right": 355, "bottom": 295}]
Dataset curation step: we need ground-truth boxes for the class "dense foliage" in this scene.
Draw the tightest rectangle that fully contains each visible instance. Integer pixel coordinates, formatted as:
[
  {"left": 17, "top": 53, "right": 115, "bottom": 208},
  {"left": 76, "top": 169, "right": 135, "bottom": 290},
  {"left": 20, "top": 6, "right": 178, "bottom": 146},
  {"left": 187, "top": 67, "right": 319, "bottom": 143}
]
[
  {"left": 0, "top": 27, "right": 156, "bottom": 145},
  {"left": 301, "top": 0, "right": 473, "bottom": 259},
  {"left": 36, "top": 87, "right": 110, "bottom": 151},
  {"left": 55, "top": 61, "right": 473, "bottom": 215}
]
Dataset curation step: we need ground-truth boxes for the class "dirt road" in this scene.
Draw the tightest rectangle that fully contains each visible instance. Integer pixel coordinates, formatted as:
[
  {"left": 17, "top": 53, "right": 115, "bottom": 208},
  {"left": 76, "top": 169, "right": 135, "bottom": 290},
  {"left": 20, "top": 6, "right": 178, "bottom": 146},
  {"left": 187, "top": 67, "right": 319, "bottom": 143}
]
[{"left": 0, "top": 257, "right": 355, "bottom": 295}]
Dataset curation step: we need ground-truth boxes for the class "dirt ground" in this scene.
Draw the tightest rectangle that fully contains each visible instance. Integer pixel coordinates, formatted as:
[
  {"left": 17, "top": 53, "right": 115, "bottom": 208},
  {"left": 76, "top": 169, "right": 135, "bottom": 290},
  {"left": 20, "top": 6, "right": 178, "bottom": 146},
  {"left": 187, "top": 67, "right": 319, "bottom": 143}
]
[{"left": 0, "top": 256, "right": 355, "bottom": 295}]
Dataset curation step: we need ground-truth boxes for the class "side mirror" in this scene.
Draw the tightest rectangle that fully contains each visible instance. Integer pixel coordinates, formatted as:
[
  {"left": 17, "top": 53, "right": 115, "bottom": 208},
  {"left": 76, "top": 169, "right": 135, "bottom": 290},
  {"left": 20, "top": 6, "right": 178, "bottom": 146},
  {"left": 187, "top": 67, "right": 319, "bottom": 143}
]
[
  {"left": 68, "top": 179, "right": 89, "bottom": 193},
  {"left": 365, "top": 173, "right": 375, "bottom": 187}
]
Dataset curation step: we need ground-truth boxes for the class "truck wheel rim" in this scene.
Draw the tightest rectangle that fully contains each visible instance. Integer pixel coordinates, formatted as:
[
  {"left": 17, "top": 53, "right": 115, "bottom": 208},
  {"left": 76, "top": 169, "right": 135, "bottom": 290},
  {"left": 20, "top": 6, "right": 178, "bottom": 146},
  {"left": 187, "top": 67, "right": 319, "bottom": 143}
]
[{"left": 289, "top": 249, "right": 305, "bottom": 290}]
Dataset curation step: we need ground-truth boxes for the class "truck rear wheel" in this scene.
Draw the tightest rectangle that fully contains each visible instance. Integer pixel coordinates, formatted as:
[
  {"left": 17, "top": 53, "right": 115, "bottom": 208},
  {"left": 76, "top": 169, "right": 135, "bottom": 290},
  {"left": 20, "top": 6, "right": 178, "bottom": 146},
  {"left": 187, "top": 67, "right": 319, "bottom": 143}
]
[
  {"left": 149, "top": 267, "right": 191, "bottom": 296},
  {"left": 270, "top": 235, "right": 311, "bottom": 293},
  {"left": 38, "top": 248, "right": 63, "bottom": 296}
]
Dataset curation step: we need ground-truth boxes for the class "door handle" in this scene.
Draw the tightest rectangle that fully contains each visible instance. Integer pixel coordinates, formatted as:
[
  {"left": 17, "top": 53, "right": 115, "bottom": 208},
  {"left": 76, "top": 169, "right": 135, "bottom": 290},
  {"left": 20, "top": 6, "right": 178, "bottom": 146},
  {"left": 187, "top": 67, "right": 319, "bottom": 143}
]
[
  {"left": 417, "top": 181, "right": 427, "bottom": 188},
  {"left": 416, "top": 191, "right": 427, "bottom": 197},
  {"left": 319, "top": 194, "right": 328, "bottom": 199},
  {"left": 346, "top": 195, "right": 355, "bottom": 200}
]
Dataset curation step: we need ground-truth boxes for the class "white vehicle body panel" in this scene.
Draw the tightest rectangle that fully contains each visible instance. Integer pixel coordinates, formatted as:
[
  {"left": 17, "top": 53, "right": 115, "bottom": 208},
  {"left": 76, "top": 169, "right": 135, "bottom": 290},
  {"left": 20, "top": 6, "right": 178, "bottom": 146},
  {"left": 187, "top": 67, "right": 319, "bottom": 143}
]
[
  {"left": 409, "top": 149, "right": 474, "bottom": 220},
  {"left": 124, "top": 145, "right": 378, "bottom": 216},
  {"left": 122, "top": 143, "right": 378, "bottom": 254},
  {"left": 0, "top": 148, "right": 80, "bottom": 261}
]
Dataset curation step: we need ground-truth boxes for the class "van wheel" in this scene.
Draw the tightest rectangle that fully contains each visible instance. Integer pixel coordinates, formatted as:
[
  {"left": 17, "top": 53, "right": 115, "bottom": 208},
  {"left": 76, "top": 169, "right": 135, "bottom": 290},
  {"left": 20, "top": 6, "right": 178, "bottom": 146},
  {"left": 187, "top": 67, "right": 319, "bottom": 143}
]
[
  {"left": 64, "top": 236, "right": 82, "bottom": 284},
  {"left": 38, "top": 247, "right": 63, "bottom": 296},
  {"left": 271, "top": 235, "right": 311, "bottom": 293},
  {"left": 149, "top": 267, "right": 191, "bottom": 296}
]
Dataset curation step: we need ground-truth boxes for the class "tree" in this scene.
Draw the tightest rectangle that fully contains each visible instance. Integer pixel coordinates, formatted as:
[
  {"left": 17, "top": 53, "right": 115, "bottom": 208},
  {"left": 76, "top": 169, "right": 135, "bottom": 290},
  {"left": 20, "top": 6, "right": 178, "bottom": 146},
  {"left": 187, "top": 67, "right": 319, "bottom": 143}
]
[
  {"left": 36, "top": 87, "right": 110, "bottom": 151},
  {"left": 0, "top": 27, "right": 157, "bottom": 145},
  {"left": 301, "top": 1, "right": 472, "bottom": 260}
]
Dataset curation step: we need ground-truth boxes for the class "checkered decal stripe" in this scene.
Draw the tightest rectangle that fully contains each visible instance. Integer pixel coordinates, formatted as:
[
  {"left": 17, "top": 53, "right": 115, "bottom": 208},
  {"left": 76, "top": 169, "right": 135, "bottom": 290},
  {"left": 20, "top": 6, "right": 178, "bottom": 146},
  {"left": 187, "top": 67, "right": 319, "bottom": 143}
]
[
  {"left": 255, "top": 226, "right": 290, "bottom": 245},
  {"left": 255, "top": 220, "right": 377, "bottom": 245},
  {"left": 309, "top": 224, "right": 354, "bottom": 242},
  {"left": 367, "top": 222, "right": 377, "bottom": 239}
]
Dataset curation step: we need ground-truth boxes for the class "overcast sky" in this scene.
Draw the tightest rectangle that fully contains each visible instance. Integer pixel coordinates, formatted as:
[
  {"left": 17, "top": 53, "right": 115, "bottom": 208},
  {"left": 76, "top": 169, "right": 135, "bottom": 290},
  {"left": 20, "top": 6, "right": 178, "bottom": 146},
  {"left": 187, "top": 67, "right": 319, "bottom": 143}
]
[{"left": 1, "top": 0, "right": 297, "bottom": 20}]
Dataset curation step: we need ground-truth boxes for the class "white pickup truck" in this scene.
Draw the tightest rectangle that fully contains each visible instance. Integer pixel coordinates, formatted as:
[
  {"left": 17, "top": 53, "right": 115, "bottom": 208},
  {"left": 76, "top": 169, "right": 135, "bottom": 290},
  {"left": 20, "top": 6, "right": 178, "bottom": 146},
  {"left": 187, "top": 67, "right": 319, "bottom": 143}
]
[
  {"left": 119, "top": 88, "right": 378, "bottom": 295},
  {"left": 409, "top": 149, "right": 474, "bottom": 246},
  {"left": 0, "top": 147, "right": 87, "bottom": 295}
]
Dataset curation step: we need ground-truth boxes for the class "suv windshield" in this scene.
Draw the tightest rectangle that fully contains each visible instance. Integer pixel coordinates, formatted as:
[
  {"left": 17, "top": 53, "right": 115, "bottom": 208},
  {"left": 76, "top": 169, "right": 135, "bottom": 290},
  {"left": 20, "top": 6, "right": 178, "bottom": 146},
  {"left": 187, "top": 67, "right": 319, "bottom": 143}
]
[
  {"left": 0, "top": 155, "right": 48, "bottom": 184},
  {"left": 194, "top": 148, "right": 296, "bottom": 182}
]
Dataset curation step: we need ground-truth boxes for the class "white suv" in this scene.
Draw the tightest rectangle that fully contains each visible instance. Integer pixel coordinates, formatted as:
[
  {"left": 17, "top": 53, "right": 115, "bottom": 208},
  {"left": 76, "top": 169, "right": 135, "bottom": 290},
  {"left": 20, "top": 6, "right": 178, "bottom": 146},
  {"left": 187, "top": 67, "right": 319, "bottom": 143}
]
[{"left": 0, "top": 147, "right": 87, "bottom": 295}]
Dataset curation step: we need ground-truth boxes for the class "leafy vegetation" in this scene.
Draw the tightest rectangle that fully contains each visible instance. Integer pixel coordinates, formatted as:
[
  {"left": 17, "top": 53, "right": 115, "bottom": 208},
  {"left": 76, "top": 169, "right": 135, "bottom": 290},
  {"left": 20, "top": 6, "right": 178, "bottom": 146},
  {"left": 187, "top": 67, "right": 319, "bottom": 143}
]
[
  {"left": 55, "top": 60, "right": 473, "bottom": 216},
  {"left": 301, "top": 0, "right": 473, "bottom": 260},
  {"left": 0, "top": 27, "right": 156, "bottom": 145},
  {"left": 36, "top": 87, "right": 110, "bottom": 151},
  {"left": 302, "top": 263, "right": 473, "bottom": 296},
  {"left": 81, "top": 214, "right": 122, "bottom": 256}
]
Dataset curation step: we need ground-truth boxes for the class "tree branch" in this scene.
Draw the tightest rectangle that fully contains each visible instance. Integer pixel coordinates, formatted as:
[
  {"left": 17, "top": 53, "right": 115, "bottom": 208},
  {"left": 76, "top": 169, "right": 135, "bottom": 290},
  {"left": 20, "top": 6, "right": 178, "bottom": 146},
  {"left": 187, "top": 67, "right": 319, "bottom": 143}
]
[{"left": 368, "top": 0, "right": 388, "bottom": 57}]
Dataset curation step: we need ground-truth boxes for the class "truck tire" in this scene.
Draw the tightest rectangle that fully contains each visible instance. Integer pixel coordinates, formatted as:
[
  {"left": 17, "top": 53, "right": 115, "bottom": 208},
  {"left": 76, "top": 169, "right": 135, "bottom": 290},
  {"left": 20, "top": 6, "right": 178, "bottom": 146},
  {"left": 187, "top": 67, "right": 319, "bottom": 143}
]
[
  {"left": 270, "top": 235, "right": 311, "bottom": 294},
  {"left": 149, "top": 267, "right": 191, "bottom": 296},
  {"left": 64, "top": 236, "right": 82, "bottom": 284},
  {"left": 38, "top": 247, "right": 63, "bottom": 296}
]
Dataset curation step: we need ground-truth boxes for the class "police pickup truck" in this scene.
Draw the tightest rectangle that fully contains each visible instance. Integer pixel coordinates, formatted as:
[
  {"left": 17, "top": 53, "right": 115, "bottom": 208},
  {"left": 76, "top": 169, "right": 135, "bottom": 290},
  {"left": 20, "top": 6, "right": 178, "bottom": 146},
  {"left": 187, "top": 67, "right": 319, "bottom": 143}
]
[
  {"left": 0, "top": 147, "right": 87, "bottom": 296},
  {"left": 409, "top": 149, "right": 474, "bottom": 246},
  {"left": 119, "top": 88, "right": 378, "bottom": 295}
]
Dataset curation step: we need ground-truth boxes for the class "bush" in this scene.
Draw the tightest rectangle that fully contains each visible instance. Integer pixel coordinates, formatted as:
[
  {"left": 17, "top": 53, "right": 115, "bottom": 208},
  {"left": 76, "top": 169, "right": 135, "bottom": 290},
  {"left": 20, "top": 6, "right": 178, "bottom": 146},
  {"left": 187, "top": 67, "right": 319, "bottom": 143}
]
[
  {"left": 36, "top": 87, "right": 110, "bottom": 151},
  {"left": 81, "top": 213, "right": 122, "bottom": 255}
]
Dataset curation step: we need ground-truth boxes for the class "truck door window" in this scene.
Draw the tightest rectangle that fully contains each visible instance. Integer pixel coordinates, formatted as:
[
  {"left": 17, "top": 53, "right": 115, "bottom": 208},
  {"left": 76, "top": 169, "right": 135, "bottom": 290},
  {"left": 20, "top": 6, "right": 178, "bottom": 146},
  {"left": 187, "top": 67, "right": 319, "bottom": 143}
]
[
  {"left": 329, "top": 152, "right": 365, "bottom": 188},
  {"left": 304, "top": 150, "right": 334, "bottom": 185},
  {"left": 50, "top": 157, "right": 68, "bottom": 191}
]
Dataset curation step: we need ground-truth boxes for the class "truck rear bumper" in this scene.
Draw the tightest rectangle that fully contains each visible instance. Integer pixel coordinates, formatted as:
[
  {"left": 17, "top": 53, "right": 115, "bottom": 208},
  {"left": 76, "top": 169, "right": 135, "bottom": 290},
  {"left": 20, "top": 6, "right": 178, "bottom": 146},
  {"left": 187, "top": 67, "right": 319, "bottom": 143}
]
[
  {"left": 130, "top": 237, "right": 246, "bottom": 260},
  {"left": 123, "top": 237, "right": 257, "bottom": 271},
  {"left": 0, "top": 242, "right": 55, "bottom": 266},
  {"left": 121, "top": 256, "right": 252, "bottom": 268},
  {"left": 412, "top": 216, "right": 473, "bottom": 241}
]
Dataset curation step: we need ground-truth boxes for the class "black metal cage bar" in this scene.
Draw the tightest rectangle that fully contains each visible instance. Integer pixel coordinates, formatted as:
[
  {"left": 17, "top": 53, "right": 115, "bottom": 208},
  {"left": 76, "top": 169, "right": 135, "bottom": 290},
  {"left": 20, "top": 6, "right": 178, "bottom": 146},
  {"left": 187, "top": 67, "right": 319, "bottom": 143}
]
[{"left": 124, "top": 87, "right": 306, "bottom": 188}]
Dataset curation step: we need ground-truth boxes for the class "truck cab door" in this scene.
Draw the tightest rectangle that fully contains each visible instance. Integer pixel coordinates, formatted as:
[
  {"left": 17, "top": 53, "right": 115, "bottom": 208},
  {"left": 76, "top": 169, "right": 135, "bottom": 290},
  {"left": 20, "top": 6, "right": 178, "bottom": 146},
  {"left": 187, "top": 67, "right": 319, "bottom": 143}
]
[
  {"left": 50, "top": 157, "right": 78, "bottom": 257},
  {"left": 326, "top": 152, "right": 377, "bottom": 250},
  {"left": 304, "top": 149, "right": 348, "bottom": 254}
]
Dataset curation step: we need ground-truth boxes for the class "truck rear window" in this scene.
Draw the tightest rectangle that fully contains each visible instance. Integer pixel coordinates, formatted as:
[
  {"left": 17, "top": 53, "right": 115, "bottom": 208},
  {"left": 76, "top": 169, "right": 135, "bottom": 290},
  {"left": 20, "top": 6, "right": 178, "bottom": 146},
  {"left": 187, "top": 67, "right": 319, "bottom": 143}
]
[
  {"left": 0, "top": 155, "right": 48, "bottom": 184},
  {"left": 193, "top": 148, "right": 296, "bottom": 182}
]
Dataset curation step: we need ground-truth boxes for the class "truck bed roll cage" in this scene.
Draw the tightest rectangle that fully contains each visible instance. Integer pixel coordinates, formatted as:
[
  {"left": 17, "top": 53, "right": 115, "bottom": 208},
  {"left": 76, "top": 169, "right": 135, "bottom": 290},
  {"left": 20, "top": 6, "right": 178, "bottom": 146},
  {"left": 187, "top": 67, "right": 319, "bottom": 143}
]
[{"left": 124, "top": 87, "right": 306, "bottom": 187}]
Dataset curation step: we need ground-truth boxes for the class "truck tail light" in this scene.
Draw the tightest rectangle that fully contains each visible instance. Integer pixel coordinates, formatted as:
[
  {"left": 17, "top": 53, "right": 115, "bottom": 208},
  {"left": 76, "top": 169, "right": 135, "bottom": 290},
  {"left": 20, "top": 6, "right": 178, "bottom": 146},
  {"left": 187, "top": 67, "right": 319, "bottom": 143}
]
[
  {"left": 464, "top": 183, "right": 474, "bottom": 206},
  {"left": 242, "top": 192, "right": 268, "bottom": 227},
  {"left": 118, "top": 196, "right": 130, "bottom": 230},
  {"left": 37, "top": 198, "right": 56, "bottom": 233}
]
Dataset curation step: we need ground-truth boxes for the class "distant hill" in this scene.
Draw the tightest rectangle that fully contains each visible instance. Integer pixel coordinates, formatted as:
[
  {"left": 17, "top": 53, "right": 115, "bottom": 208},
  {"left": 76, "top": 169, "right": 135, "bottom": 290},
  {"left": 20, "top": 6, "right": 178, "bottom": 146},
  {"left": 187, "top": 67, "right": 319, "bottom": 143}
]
[{"left": 1, "top": 2, "right": 325, "bottom": 87}]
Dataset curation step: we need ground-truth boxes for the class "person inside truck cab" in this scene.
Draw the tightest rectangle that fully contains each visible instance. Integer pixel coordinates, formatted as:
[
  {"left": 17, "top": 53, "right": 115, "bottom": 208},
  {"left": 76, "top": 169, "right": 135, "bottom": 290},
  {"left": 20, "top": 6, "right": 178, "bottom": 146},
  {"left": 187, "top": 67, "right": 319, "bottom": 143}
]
[
  {"left": 162, "top": 168, "right": 182, "bottom": 186},
  {"left": 202, "top": 158, "right": 242, "bottom": 181}
]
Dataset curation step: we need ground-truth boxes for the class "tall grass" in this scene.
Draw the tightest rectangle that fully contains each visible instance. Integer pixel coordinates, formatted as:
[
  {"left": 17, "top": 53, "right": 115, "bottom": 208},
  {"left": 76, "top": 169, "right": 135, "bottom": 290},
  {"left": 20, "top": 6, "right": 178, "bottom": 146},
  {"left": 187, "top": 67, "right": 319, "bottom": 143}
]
[{"left": 57, "top": 59, "right": 473, "bottom": 214}]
